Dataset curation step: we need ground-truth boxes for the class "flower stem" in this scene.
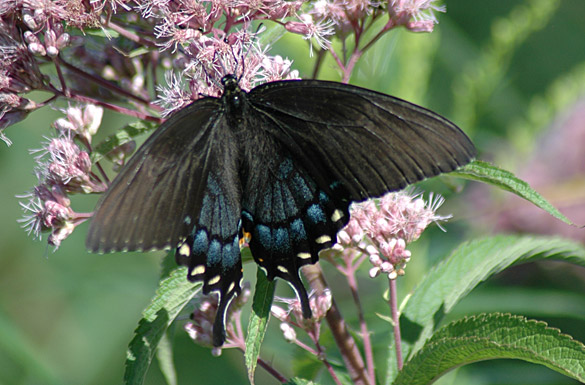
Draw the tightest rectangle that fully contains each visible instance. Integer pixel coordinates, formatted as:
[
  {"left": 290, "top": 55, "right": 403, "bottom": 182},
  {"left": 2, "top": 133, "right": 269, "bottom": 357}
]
[
  {"left": 389, "top": 278, "right": 403, "bottom": 370},
  {"left": 346, "top": 266, "right": 375, "bottom": 383}
]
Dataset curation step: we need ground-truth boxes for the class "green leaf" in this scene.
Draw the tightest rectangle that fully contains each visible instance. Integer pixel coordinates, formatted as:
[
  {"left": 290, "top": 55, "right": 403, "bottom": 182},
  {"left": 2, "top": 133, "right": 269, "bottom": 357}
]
[
  {"left": 156, "top": 328, "right": 177, "bottom": 385},
  {"left": 124, "top": 265, "right": 200, "bottom": 385},
  {"left": 451, "top": 160, "right": 572, "bottom": 225},
  {"left": 384, "top": 235, "right": 585, "bottom": 383},
  {"left": 394, "top": 313, "right": 585, "bottom": 385},
  {"left": 245, "top": 268, "right": 276, "bottom": 385},
  {"left": 285, "top": 378, "right": 320, "bottom": 385},
  {"left": 86, "top": 28, "right": 120, "bottom": 38},
  {"left": 91, "top": 120, "right": 157, "bottom": 164}
]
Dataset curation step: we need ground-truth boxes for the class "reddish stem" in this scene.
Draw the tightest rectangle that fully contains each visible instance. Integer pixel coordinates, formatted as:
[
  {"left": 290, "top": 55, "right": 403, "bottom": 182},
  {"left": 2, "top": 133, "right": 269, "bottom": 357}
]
[
  {"left": 346, "top": 262, "right": 376, "bottom": 384},
  {"left": 57, "top": 57, "right": 156, "bottom": 108},
  {"left": 311, "top": 330, "right": 343, "bottom": 385},
  {"left": 389, "top": 278, "right": 403, "bottom": 370},
  {"left": 303, "top": 264, "right": 372, "bottom": 385}
]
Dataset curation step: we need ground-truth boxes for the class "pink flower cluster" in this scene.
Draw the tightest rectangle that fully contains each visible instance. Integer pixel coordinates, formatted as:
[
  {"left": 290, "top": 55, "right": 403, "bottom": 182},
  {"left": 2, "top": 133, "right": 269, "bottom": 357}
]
[
  {"left": 336, "top": 191, "right": 450, "bottom": 279},
  {"left": 17, "top": 105, "right": 105, "bottom": 247},
  {"left": 271, "top": 289, "right": 332, "bottom": 343},
  {"left": 184, "top": 283, "right": 251, "bottom": 354}
]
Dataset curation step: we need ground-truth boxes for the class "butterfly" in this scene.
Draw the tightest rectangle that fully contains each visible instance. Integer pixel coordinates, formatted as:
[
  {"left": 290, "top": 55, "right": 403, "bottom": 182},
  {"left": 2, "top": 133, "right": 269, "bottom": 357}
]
[{"left": 86, "top": 75, "right": 475, "bottom": 346}]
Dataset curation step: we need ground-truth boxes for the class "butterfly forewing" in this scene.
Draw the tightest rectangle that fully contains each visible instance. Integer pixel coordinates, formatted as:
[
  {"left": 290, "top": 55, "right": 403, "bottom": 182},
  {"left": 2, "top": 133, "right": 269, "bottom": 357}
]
[
  {"left": 86, "top": 100, "right": 225, "bottom": 252},
  {"left": 248, "top": 80, "right": 475, "bottom": 201}
]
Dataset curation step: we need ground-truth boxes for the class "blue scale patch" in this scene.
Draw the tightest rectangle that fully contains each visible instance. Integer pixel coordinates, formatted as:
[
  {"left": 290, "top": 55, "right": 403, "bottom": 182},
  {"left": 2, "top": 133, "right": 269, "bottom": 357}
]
[
  {"left": 290, "top": 218, "right": 307, "bottom": 242},
  {"left": 319, "top": 190, "right": 330, "bottom": 205},
  {"left": 208, "top": 239, "right": 222, "bottom": 265},
  {"left": 274, "top": 227, "right": 291, "bottom": 253},
  {"left": 192, "top": 229, "right": 209, "bottom": 255},
  {"left": 256, "top": 224, "right": 272, "bottom": 249},
  {"left": 206, "top": 173, "right": 221, "bottom": 194},
  {"left": 307, "top": 203, "right": 326, "bottom": 224},
  {"left": 291, "top": 173, "right": 313, "bottom": 202},
  {"left": 278, "top": 158, "right": 293, "bottom": 178},
  {"left": 199, "top": 195, "right": 212, "bottom": 226},
  {"left": 221, "top": 237, "right": 240, "bottom": 269}
]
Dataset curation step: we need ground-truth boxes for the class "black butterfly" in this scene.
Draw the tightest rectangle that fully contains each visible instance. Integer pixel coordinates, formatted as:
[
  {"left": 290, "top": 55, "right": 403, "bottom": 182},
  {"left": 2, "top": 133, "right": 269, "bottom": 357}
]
[{"left": 86, "top": 75, "right": 475, "bottom": 346}]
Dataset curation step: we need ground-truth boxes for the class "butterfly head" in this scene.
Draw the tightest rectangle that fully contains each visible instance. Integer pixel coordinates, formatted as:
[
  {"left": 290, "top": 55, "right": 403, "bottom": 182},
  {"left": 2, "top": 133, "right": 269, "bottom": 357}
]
[{"left": 221, "top": 74, "right": 240, "bottom": 93}]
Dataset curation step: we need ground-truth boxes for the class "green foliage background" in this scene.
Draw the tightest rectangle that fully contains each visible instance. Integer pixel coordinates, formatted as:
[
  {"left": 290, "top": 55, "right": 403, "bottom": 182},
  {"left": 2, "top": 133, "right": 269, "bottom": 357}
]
[{"left": 1, "top": 1, "right": 585, "bottom": 384}]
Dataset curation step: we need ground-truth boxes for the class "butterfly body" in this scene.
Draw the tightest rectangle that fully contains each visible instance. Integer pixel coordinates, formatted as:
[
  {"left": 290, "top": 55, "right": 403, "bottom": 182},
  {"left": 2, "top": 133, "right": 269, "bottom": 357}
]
[{"left": 87, "top": 75, "right": 475, "bottom": 346}]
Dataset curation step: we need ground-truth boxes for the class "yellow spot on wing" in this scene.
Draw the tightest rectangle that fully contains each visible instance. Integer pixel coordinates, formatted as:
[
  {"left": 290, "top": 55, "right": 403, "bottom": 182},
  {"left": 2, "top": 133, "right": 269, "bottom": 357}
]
[
  {"left": 297, "top": 252, "right": 311, "bottom": 260},
  {"left": 178, "top": 243, "right": 191, "bottom": 256}
]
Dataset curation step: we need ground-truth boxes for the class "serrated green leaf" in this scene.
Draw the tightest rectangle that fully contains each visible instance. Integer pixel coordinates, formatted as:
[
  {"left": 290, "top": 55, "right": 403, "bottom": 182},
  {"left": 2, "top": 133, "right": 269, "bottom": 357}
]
[
  {"left": 385, "top": 235, "right": 585, "bottom": 384},
  {"left": 91, "top": 121, "right": 157, "bottom": 164},
  {"left": 394, "top": 313, "right": 585, "bottom": 385},
  {"left": 124, "top": 266, "right": 200, "bottom": 385},
  {"left": 451, "top": 160, "right": 572, "bottom": 225},
  {"left": 245, "top": 268, "right": 276, "bottom": 385}
]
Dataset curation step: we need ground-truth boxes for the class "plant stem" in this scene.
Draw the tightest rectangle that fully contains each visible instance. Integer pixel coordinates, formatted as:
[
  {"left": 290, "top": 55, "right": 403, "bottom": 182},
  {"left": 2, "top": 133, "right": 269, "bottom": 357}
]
[
  {"left": 303, "top": 264, "right": 373, "bottom": 385},
  {"left": 389, "top": 278, "right": 403, "bottom": 370},
  {"left": 314, "top": 337, "right": 343, "bottom": 385},
  {"left": 346, "top": 266, "right": 375, "bottom": 384},
  {"left": 57, "top": 57, "right": 156, "bottom": 108}
]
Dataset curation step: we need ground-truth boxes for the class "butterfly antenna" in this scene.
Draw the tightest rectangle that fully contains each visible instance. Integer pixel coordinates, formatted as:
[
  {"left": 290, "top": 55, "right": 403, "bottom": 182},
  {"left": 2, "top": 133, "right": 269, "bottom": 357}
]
[{"left": 227, "top": 24, "right": 265, "bottom": 84}]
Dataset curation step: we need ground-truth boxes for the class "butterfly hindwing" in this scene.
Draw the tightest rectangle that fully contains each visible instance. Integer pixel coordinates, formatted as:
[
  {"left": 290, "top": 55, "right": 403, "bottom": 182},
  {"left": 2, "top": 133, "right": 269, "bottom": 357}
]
[
  {"left": 240, "top": 150, "right": 351, "bottom": 317},
  {"left": 175, "top": 171, "right": 243, "bottom": 347}
]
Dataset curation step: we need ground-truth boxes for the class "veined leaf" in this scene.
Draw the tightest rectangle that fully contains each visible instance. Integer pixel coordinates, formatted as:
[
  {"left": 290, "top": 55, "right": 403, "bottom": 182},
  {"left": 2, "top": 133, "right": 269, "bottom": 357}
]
[
  {"left": 394, "top": 313, "right": 585, "bottom": 384},
  {"left": 452, "top": 160, "right": 572, "bottom": 224},
  {"left": 245, "top": 268, "right": 276, "bottom": 385},
  {"left": 124, "top": 264, "right": 200, "bottom": 385}
]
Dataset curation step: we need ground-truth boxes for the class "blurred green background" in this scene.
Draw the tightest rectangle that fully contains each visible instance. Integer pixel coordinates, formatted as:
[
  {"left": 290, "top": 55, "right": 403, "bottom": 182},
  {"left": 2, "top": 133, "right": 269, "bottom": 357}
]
[{"left": 2, "top": 1, "right": 585, "bottom": 384}]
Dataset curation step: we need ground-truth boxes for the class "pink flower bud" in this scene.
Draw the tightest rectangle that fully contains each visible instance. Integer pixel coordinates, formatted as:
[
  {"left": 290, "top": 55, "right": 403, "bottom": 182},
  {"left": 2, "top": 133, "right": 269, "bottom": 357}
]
[
  {"left": 56, "top": 33, "right": 70, "bottom": 49},
  {"left": 28, "top": 43, "right": 46, "bottom": 56},
  {"left": 46, "top": 46, "right": 59, "bottom": 58},
  {"left": 284, "top": 21, "right": 311, "bottom": 35},
  {"left": 369, "top": 267, "right": 380, "bottom": 278},
  {"left": 280, "top": 323, "right": 297, "bottom": 342}
]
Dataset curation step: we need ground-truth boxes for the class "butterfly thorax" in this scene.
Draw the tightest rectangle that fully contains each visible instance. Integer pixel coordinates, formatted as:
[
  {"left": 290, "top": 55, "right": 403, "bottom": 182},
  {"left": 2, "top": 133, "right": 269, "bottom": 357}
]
[{"left": 221, "top": 74, "right": 247, "bottom": 125}]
